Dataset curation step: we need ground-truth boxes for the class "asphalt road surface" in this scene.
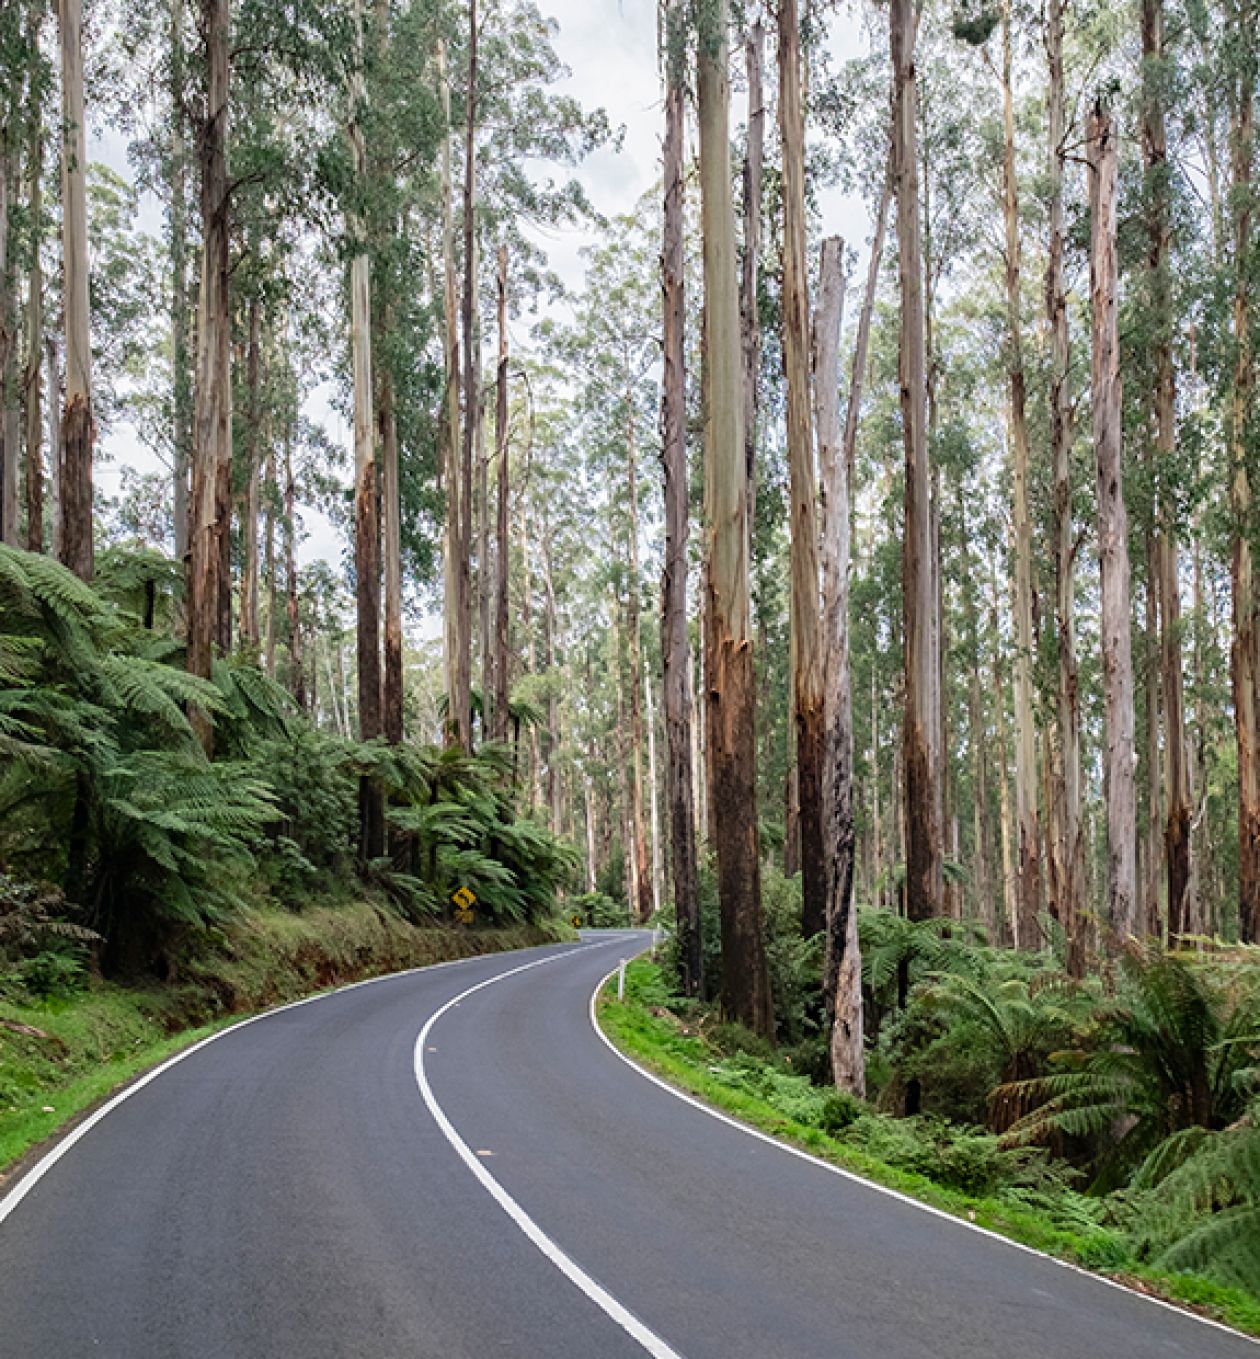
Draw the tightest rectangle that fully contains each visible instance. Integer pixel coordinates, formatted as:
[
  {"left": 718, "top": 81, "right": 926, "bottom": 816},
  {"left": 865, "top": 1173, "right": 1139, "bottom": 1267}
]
[{"left": 1, "top": 931, "right": 1255, "bottom": 1358}]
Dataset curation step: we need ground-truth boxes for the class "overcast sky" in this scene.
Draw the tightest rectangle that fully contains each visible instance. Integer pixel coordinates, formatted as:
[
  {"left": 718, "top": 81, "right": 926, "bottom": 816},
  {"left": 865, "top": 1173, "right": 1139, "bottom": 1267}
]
[{"left": 93, "top": 0, "right": 877, "bottom": 600}]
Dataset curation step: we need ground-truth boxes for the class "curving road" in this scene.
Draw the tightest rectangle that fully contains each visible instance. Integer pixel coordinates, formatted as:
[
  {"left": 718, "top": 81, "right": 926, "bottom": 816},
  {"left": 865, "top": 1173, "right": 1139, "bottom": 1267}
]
[{"left": 0, "top": 931, "right": 1254, "bottom": 1358}]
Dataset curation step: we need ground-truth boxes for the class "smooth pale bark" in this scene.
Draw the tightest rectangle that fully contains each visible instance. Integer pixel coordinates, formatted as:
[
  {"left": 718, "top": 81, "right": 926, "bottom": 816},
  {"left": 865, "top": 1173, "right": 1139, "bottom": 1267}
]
[
  {"left": 645, "top": 661, "right": 663, "bottom": 918},
  {"left": 991, "top": 586, "right": 1018, "bottom": 943},
  {"left": 624, "top": 372, "right": 653, "bottom": 925},
  {"left": 1229, "top": 36, "right": 1259, "bottom": 943},
  {"left": 264, "top": 437, "right": 276, "bottom": 677},
  {"left": 240, "top": 296, "right": 262, "bottom": 649},
  {"left": 170, "top": 0, "right": 191, "bottom": 563},
  {"left": 892, "top": 0, "right": 942, "bottom": 921},
  {"left": 778, "top": 0, "right": 827, "bottom": 941},
  {"left": 815, "top": 237, "right": 862, "bottom": 1094},
  {"left": 438, "top": 40, "right": 464, "bottom": 745},
  {"left": 1045, "top": 0, "right": 1085, "bottom": 973},
  {"left": 491, "top": 244, "right": 510, "bottom": 744},
  {"left": 58, "top": 0, "right": 93, "bottom": 579},
  {"left": 698, "top": 0, "right": 772, "bottom": 1036},
  {"left": 660, "top": 1, "right": 700, "bottom": 994},
  {"left": 1141, "top": 0, "right": 1193, "bottom": 939},
  {"left": 843, "top": 169, "right": 890, "bottom": 479},
  {"left": 380, "top": 340, "right": 403, "bottom": 745},
  {"left": 1000, "top": 1, "right": 1042, "bottom": 947},
  {"left": 1089, "top": 103, "right": 1138, "bottom": 942},
  {"left": 349, "top": 0, "right": 383, "bottom": 857},
  {"left": 457, "top": 1, "right": 479, "bottom": 749},
  {"left": 284, "top": 427, "right": 306, "bottom": 709},
  {"left": 45, "top": 336, "right": 59, "bottom": 555},
  {"left": 21, "top": 6, "right": 44, "bottom": 553},
  {"left": 741, "top": 18, "right": 764, "bottom": 541}
]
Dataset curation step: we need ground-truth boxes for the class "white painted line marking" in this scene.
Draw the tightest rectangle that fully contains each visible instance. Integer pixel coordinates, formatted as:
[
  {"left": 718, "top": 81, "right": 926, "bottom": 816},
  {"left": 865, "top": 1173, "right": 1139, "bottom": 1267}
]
[
  {"left": 414, "top": 946, "right": 686, "bottom": 1359},
  {"left": 588, "top": 966, "right": 1260, "bottom": 1350},
  {"left": 0, "top": 940, "right": 571, "bottom": 1228}
]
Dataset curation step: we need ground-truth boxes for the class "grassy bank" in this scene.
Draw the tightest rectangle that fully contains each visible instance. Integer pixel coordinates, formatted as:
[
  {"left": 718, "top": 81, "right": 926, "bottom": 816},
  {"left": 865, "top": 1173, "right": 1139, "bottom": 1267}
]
[
  {"left": 1, "top": 903, "right": 569, "bottom": 1179},
  {"left": 597, "top": 958, "right": 1260, "bottom": 1339}
]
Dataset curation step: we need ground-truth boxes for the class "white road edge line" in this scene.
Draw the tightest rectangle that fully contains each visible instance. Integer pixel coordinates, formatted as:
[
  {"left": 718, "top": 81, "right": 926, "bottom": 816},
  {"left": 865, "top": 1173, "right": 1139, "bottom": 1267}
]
[
  {"left": 0, "top": 938, "right": 576, "bottom": 1228},
  {"left": 413, "top": 942, "right": 687, "bottom": 1359},
  {"left": 588, "top": 965, "right": 1260, "bottom": 1350}
]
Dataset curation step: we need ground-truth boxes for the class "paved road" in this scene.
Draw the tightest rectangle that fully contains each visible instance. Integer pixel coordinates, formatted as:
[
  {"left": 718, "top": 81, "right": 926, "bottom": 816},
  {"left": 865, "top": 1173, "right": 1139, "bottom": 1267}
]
[{"left": 0, "top": 932, "right": 1254, "bottom": 1358}]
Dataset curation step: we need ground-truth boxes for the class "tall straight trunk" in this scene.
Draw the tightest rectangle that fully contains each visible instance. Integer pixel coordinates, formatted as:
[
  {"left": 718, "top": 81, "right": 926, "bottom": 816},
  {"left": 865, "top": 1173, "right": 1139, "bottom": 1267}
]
[
  {"left": 741, "top": 18, "right": 764, "bottom": 540},
  {"left": 991, "top": 587, "right": 1018, "bottom": 943},
  {"left": 264, "top": 437, "right": 276, "bottom": 676},
  {"left": 188, "top": 0, "right": 231, "bottom": 687},
  {"left": 491, "top": 243, "right": 510, "bottom": 743},
  {"left": 457, "top": 0, "right": 479, "bottom": 750},
  {"left": 23, "top": 30, "right": 44, "bottom": 555},
  {"left": 1089, "top": 102, "right": 1138, "bottom": 941},
  {"left": 1000, "top": 1, "right": 1042, "bottom": 947},
  {"left": 438, "top": 40, "right": 465, "bottom": 745},
  {"left": 843, "top": 168, "right": 891, "bottom": 477},
  {"left": 778, "top": 0, "right": 827, "bottom": 941},
  {"left": 1046, "top": 0, "right": 1085, "bottom": 973},
  {"left": 0, "top": 134, "right": 13, "bottom": 547},
  {"left": 380, "top": 342, "right": 403, "bottom": 744},
  {"left": 540, "top": 518, "right": 562, "bottom": 834},
  {"left": 1143, "top": 567, "right": 1163, "bottom": 934},
  {"left": 625, "top": 372, "right": 653, "bottom": 925},
  {"left": 58, "top": 0, "right": 93, "bottom": 580},
  {"left": 284, "top": 426, "right": 305, "bottom": 709},
  {"left": 698, "top": 0, "right": 773, "bottom": 1036},
  {"left": 240, "top": 295, "right": 261, "bottom": 648},
  {"left": 661, "top": 1, "right": 700, "bottom": 993},
  {"left": 645, "top": 660, "right": 664, "bottom": 918},
  {"left": 815, "top": 236, "right": 862, "bottom": 1094},
  {"left": 892, "top": 0, "right": 942, "bottom": 921},
  {"left": 1142, "top": 0, "right": 1192, "bottom": 938},
  {"left": 349, "top": 0, "right": 383, "bottom": 856},
  {"left": 1228, "top": 30, "right": 1259, "bottom": 943},
  {"left": 170, "top": 0, "right": 191, "bottom": 564},
  {"left": 45, "top": 336, "right": 59, "bottom": 555}
]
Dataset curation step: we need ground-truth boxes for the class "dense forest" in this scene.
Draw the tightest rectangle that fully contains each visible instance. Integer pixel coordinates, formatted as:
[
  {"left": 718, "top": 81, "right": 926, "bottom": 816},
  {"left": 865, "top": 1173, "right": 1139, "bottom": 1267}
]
[{"left": 1, "top": 0, "right": 1259, "bottom": 1308}]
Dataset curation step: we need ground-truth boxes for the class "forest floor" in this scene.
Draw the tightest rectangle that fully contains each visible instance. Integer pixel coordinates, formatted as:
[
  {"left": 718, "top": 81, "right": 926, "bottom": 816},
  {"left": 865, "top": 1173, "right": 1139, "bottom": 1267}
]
[
  {"left": 0, "top": 903, "right": 569, "bottom": 1180},
  {"left": 598, "top": 957, "right": 1260, "bottom": 1339}
]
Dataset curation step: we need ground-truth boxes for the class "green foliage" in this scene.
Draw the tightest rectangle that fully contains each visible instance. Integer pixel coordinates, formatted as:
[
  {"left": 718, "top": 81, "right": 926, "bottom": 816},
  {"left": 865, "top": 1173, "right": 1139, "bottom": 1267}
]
[{"left": 568, "top": 891, "right": 630, "bottom": 927}]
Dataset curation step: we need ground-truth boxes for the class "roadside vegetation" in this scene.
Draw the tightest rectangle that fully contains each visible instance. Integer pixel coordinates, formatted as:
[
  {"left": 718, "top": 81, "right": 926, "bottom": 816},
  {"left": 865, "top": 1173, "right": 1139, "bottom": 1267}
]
[{"left": 600, "top": 871, "right": 1260, "bottom": 1337}]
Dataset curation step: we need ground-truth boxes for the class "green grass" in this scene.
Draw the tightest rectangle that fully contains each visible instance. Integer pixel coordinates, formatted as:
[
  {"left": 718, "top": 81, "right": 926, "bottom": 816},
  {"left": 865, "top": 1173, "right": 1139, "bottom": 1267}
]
[
  {"left": 1, "top": 904, "right": 570, "bottom": 1181},
  {"left": 597, "top": 958, "right": 1260, "bottom": 1340}
]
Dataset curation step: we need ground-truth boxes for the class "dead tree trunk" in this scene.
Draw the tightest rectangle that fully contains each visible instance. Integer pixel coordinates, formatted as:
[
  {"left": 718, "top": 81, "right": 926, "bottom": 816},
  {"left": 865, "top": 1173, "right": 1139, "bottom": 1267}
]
[{"left": 1089, "top": 102, "right": 1138, "bottom": 942}]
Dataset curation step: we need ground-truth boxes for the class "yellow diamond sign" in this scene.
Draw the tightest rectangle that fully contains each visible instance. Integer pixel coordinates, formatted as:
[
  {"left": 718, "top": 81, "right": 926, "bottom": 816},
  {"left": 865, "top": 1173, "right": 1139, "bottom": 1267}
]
[{"left": 452, "top": 886, "right": 476, "bottom": 911}]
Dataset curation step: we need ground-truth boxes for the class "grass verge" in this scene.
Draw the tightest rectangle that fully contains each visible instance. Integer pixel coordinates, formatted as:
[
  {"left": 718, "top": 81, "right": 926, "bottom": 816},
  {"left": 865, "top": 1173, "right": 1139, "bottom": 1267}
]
[
  {"left": 597, "top": 957, "right": 1260, "bottom": 1340},
  {"left": 1, "top": 903, "right": 570, "bottom": 1181}
]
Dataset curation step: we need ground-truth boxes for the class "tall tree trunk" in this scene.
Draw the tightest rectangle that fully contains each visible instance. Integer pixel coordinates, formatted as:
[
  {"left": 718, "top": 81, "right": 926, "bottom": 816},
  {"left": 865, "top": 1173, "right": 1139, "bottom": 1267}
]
[
  {"left": 815, "top": 235, "right": 862, "bottom": 1094},
  {"left": 380, "top": 343, "right": 403, "bottom": 744},
  {"left": 58, "top": 0, "right": 94, "bottom": 580},
  {"left": 645, "top": 660, "right": 664, "bottom": 918},
  {"left": 843, "top": 167, "right": 891, "bottom": 479},
  {"left": 491, "top": 243, "right": 510, "bottom": 744},
  {"left": 1000, "top": 1, "right": 1042, "bottom": 947},
  {"left": 188, "top": 0, "right": 231, "bottom": 692},
  {"left": 624, "top": 369, "right": 653, "bottom": 924},
  {"left": 438, "top": 38, "right": 466, "bottom": 746},
  {"left": 240, "top": 295, "right": 261, "bottom": 649},
  {"left": 892, "top": 0, "right": 942, "bottom": 922},
  {"left": 170, "top": 0, "right": 191, "bottom": 564},
  {"left": 1089, "top": 102, "right": 1138, "bottom": 941},
  {"left": 23, "top": 25, "right": 44, "bottom": 555},
  {"left": 741, "top": 17, "right": 764, "bottom": 543},
  {"left": 264, "top": 436, "right": 276, "bottom": 677},
  {"left": 778, "top": 0, "right": 827, "bottom": 941},
  {"left": 0, "top": 132, "right": 14, "bottom": 547},
  {"left": 349, "top": 0, "right": 383, "bottom": 857},
  {"left": 284, "top": 425, "right": 305, "bottom": 709},
  {"left": 1046, "top": 0, "right": 1085, "bottom": 973},
  {"left": 661, "top": 0, "right": 700, "bottom": 993},
  {"left": 457, "top": 0, "right": 479, "bottom": 750},
  {"left": 698, "top": 0, "right": 773, "bottom": 1036},
  {"left": 45, "top": 335, "right": 59, "bottom": 556},
  {"left": 1228, "top": 27, "right": 1259, "bottom": 943}
]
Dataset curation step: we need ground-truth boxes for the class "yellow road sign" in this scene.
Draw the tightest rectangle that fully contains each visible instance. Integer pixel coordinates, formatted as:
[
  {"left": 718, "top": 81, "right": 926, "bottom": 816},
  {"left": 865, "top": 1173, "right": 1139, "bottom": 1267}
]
[
  {"left": 452, "top": 886, "right": 476, "bottom": 911},
  {"left": 570, "top": 912, "right": 583, "bottom": 929},
  {"left": 455, "top": 905, "right": 475, "bottom": 925}
]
